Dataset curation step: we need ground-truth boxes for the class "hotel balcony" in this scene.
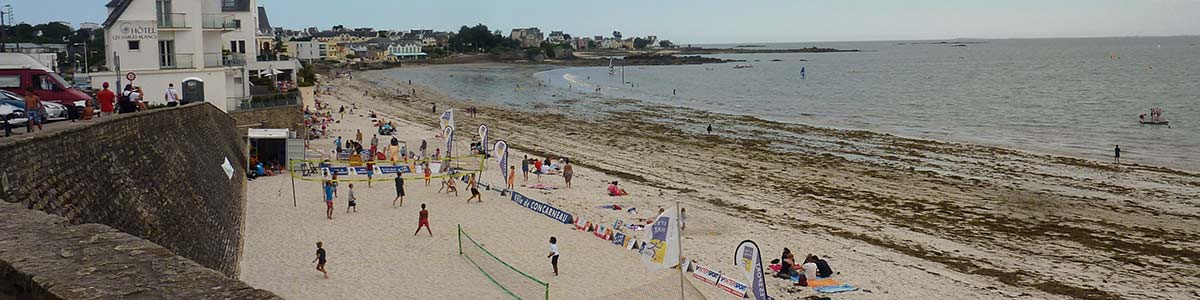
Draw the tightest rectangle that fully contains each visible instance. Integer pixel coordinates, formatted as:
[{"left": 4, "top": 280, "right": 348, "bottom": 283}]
[
  {"left": 204, "top": 52, "right": 247, "bottom": 68},
  {"left": 202, "top": 14, "right": 238, "bottom": 31},
  {"left": 159, "top": 53, "right": 194, "bottom": 69},
  {"left": 156, "top": 13, "right": 187, "bottom": 29}
]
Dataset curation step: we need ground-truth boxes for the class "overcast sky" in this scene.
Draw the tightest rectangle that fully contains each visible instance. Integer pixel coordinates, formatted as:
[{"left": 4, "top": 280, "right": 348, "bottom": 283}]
[{"left": 14, "top": 0, "right": 1200, "bottom": 43}]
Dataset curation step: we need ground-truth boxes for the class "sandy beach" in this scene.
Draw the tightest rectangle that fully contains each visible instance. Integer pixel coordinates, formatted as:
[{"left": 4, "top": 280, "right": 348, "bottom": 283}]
[{"left": 240, "top": 66, "right": 1200, "bottom": 300}]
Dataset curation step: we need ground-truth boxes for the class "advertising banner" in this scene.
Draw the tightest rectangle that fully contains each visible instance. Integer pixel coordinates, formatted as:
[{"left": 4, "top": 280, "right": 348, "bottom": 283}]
[
  {"left": 638, "top": 209, "right": 680, "bottom": 270},
  {"left": 692, "top": 264, "right": 723, "bottom": 286},
  {"left": 495, "top": 140, "right": 508, "bottom": 185},
  {"left": 376, "top": 165, "right": 412, "bottom": 174},
  {"left": 717, "top": 276, "right": 749, "bottom": 298},
  {"left": 478, "top": 124, "right": 489, "bottom": 157},
  {"left": 733, "top": 240, "right": 769, "bottom": 300},
  {"left": 510, "top": 191, "right": 574, "bottom": 224}
]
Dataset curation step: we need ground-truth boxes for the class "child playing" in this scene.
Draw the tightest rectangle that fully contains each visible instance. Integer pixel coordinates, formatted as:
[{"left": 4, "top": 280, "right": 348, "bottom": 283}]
[
  {"left": 547, "top": 237, "right": 560, "bottom": 276},
  {"left": 346, "top": 183, "right": 358, "bottom": 213}
]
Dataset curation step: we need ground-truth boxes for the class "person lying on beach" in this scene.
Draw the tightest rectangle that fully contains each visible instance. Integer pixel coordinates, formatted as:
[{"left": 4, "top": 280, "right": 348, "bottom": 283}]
[{"left": 608, "top": 181, "right": 629, "bottom": 196}]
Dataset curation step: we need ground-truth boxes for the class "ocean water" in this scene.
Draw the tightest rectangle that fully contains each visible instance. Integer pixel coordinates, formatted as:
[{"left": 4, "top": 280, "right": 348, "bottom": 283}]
[{"left": 384, "top": 37, "right": 1200, "bottom": 171}]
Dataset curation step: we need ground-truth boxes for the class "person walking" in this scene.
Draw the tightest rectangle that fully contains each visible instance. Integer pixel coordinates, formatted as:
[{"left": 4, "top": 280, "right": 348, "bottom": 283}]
[
  {"left": 118, "top": 85, "right": 138, "bottom": 114},
  {"left": 1114, "top": 145, "right": 1121, "bottom": 164},
  {"left": 466, "top": 174, "right": 482, "bottom": 203},
  {"left": 346, "top": 183, "right": 358, "bottom": 213},
  {"left": 547, "top": 237, "right": 560, "bottom": 276},
  {"left": 562, "top": 160, "right": 574, "bottom": 188},
  {"left": 312, "top": 241, "right": 329, "bottom": 279},
  {"left": 370, "top": 134, "right": 379, "bottom": 157},
  {"left": 355, "top": 129, "right": 363, "bottom": 144},
  {"left": 414, "top": 204, "right": 432, "bottom": 236},
  {"left": 96, "top": 82, "right": 115, "bottom": 117},
  {"left": 707, "top": 124, "right": 713, "bottom": 134},
  {"left": 164, "top": 83, "right": 180, "bottom": 107},
  {"left": 22, "top": 87, "right": 42, "bottom": 132},
  {"left": 392, "top": 175, "right": 405, "bottom": 207}
]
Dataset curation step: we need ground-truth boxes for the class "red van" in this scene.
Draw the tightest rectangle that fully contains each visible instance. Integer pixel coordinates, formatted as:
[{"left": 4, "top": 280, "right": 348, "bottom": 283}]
[{"left": 0, "top": 53, "right": 93, "bottom": 107}]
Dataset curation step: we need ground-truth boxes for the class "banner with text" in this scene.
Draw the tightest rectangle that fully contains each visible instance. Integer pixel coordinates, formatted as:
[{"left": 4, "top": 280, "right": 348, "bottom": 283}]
[{"left": 510, "top": 191, "right": 574, "bottom": 224}]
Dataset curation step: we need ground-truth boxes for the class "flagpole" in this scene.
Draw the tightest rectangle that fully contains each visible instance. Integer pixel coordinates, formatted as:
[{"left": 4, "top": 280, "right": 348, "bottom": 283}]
[{"left": 677, "top": 201, "right": 684, "bottom": 300}]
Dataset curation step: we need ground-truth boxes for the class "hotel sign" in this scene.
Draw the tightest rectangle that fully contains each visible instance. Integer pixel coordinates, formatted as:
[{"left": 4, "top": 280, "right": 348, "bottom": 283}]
[{"left": 111, "top": 21, "right": 158, "bottom": 40}]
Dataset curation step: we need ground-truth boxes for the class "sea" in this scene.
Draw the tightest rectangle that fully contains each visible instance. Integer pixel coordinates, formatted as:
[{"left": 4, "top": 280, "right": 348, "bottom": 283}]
[{"left": 383, "top": 37, "right": 1200, "bottom": 171}]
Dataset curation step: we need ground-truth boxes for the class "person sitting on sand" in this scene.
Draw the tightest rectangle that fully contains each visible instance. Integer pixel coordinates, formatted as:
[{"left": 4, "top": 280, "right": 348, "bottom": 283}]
[
  {"left": 608, "top": 181, "right": 628, "bottom": 196},
  {"left": 801, "top": 254, "right": 819, "bottom": 282},
  {"left": 776, "top": 248, "right": 796, "bottom": 279},
  {"left": 814, "top": 255, "right": 834, "bottom": 278}
]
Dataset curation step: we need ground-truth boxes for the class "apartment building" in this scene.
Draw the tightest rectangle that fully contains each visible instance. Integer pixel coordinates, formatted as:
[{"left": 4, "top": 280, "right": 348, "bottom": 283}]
[{"left": 92, "top": 0, "right": 297, "bottom": 112}]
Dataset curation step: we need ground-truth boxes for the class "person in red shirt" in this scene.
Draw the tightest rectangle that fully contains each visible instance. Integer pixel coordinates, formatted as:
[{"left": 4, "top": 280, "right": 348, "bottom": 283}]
[{"left": 96, "top": 82, "right": 116, "bottom": 117}]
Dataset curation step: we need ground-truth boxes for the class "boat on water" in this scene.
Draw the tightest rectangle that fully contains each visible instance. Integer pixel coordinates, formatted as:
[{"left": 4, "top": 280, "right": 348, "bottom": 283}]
[
  {"left": 733, "top": 64, "right": 753, "bottom": 69},
  {"left": 1139, "top": 107, "right": 1169, "bottom": 125}
]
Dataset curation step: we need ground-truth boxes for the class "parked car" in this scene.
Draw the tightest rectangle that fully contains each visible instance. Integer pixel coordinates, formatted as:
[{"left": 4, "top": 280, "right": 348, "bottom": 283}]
[
  {"left": 0, "top": 53, "right": 94, "bottom": 109},
  {"left": 1, "top": 102, "right": 29, "bottom": 128},
  {"left": 0, "top": 90, "right": 67, "bottom": 122}
]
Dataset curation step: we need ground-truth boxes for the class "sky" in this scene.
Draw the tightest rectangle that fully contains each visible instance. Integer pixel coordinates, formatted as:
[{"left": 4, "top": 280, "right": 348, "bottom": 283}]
[{"left": 11, "top": 0, "right": 1200, "bottom": 44}]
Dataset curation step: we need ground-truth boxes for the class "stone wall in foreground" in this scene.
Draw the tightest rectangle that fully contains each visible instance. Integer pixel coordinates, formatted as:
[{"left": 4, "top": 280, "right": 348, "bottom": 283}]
[
  {"left": 0, "top": 202, "right": 281, "bottom": 299},
  {"left": 0, "top": 103, "right": 249, "bottom": 278}
]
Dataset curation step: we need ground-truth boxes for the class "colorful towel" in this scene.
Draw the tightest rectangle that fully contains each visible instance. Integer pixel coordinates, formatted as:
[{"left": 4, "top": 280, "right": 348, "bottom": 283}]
[
  {"left": 814, "top": 284, "right": 858, "bottom": 293},
  {"left": 806, "top": 278, "right": 843, "bottom": 288}
]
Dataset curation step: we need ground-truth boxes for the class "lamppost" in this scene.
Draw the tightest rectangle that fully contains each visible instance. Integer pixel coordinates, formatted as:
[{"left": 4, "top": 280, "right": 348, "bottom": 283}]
[
  {"left": 0, "top": 5, "right": 12, "bottom": 53},
  {"left": 73, "top": 43, "right": 90, "bottom": 73}
]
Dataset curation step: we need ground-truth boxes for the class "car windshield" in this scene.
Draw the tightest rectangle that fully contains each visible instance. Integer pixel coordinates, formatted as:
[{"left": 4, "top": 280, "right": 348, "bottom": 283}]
[
  {"left": 49, "top": 73, "right": 69, "bottom": 89},
  {"left": 0, "top": 91, "right": 22, "bottom": 101}
]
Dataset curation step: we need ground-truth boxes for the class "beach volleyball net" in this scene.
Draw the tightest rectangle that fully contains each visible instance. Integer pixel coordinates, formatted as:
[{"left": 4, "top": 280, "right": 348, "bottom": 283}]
[
  {"left": 287, "top": 154, "right": 486, "bottom": 183},
  {"left": 458, "top": 225, "right": 550, "bottom": 300}
]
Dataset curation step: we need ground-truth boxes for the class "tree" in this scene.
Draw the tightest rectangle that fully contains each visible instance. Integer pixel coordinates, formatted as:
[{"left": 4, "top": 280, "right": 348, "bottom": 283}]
[
  {"left": 658, "top": 40, "right": 675, "bottom": 48},
  {"left": 633, "top": 37, "right": 653, "bottom": 49},
  {"left": 297, "top": 61, "right": 317, "bottom": 87},
  {"left": 447, "top": 24, "right": 519, "bottom": 53}
]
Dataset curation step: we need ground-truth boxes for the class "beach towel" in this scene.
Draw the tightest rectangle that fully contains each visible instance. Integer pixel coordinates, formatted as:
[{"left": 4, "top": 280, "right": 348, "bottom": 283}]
[
  {"left": 814, "top": 284, "right": 858, "bottom": 293},
  {"left": 805, "top": 278, "right": 843, "bottom": 288},
  {"left": 527, "top": 183, "right": 557, "bottom": 190}
]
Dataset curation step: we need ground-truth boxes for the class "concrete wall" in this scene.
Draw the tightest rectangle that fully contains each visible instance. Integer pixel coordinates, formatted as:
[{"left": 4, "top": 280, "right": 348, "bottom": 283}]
[
  {"left": 0, "top": 103, "right": 249, "bottom": 278},
  {"left": 0, "top": 201, "right": 281, "bottom": 299},
  {"left": 229, "top": 103, "right": 303, "bottom": 133}
]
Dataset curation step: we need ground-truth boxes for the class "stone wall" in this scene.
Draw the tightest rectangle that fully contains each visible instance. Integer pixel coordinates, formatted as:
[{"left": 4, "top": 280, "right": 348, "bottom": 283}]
[
  {"left": 229, "top": 104, "right": 304, "bottom": 134},
  {"left": 0, "top": 103, "right": 249, "bottom": 278},
  {"left": 0, "top": 202, "right": 281, "bottom": 299}
]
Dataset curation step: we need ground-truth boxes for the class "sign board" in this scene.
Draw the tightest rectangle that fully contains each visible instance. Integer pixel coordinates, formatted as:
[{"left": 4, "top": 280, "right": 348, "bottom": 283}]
[
  {"left": 717, "top": 276, "right": 749, "bottom": 298},
  {"left": 111, "top": 21, "right": 158, "bottom": 40},
  {"left": 326, "top": 167, "right": 349, "bottom": 176},
  {"left": 510, "top": 191, "right": 574, "bottom": 224},
  {"left": 693, "top": 264, "right": 723, "bottom": 286},
  {"left": 377, "top": 165, "right": 412, "bottom": 174},
  {"left": 612, "top": 233, "right": 627, "bottom": 247},
  {"left": 126, "top": 72, "right": 137, "bottom": 81}
]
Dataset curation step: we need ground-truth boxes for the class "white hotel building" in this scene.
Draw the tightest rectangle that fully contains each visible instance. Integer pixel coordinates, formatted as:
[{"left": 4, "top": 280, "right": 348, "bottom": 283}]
[{"left": 92, "top": 0, "right": 299, "bottom": 111}]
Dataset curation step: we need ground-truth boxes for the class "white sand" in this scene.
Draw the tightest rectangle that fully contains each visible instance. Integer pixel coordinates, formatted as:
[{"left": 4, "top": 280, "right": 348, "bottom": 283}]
[{"left": 239, "top": 92, "right": 704, "bottom": 299}]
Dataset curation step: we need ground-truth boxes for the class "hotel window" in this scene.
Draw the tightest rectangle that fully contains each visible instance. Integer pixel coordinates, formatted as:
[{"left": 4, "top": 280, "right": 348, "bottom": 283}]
[{"left": 128, "top": 40, "right": 141, "bottom": 51}]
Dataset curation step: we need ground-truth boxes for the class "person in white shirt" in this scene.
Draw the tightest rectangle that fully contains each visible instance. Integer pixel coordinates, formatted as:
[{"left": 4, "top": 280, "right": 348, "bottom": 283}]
[
  {"left": 802, "top": 254, "right": 819, "bottom": 281},
  {"left": 547, "top": 237, "right": 560, "bottom": 276},
  {"left": 164, "top": 83, "right": 180, "bottom": 107}
]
